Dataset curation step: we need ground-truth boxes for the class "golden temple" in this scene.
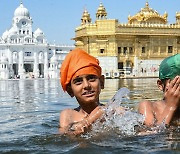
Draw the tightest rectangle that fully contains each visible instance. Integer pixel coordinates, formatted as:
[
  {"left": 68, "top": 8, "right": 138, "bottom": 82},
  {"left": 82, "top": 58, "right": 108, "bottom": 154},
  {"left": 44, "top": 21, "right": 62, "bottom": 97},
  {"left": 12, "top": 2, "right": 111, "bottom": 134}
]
[{"left": 73, "top": 2, "right": 180, "bottom": 78}]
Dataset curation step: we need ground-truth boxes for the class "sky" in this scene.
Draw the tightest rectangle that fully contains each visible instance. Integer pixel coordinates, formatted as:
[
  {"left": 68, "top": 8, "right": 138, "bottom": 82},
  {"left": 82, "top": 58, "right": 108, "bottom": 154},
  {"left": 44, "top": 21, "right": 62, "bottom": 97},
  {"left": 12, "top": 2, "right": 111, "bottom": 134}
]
[{"left": 0, "top": 0, "right": 179, "bottom": 46}]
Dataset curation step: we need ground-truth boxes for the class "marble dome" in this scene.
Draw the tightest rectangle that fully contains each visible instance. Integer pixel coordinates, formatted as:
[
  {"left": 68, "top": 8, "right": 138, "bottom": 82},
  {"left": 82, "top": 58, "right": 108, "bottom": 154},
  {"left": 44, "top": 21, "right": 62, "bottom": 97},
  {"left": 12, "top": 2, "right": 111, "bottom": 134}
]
[
  {"left": 34, "top": 28, "right": 44, "bottom": 36},
  {"left": 14, "top": 2, "right": 30, "bottom": 17},
  {"left": 2, "top": 30, "right": 9, "bottom": 40}
]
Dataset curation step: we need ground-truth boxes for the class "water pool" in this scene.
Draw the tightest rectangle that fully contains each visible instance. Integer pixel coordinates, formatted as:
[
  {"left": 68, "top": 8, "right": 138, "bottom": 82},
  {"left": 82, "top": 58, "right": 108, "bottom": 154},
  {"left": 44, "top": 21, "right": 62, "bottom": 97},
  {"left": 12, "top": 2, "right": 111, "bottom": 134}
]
[{"left": 0, "top": 79, "right": 179, "bottom": 153}]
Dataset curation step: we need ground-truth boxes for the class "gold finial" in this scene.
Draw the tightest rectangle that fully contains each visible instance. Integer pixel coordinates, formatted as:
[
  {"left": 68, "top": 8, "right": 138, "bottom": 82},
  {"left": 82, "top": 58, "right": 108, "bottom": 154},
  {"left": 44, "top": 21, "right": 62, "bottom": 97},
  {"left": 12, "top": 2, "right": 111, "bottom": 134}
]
[
  {"left": 96, "top": 2, "right": 107, "bottom": 19},
  {"left": 145, "top": 1, "right": 149, "bottom": 7},
  {"left": 81, "top": 6, "right": 91, "bottom": 25}
]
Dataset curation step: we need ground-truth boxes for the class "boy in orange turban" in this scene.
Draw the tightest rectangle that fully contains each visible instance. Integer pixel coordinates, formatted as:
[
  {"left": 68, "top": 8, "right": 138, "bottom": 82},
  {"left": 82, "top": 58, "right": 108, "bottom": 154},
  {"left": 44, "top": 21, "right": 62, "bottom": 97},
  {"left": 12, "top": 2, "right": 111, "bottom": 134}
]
[
  {"left": 138, "top": 54, "right": 180, "bottom": 127},
  {"left": 59, "top": 48, "right": 105, "bottom": 135}
]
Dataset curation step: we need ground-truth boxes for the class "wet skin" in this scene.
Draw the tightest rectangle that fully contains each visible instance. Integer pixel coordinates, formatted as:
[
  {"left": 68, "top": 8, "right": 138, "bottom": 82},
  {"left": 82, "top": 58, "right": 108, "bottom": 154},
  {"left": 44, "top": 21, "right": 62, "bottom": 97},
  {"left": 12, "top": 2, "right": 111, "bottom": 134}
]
[
  {"left": 59, "top": 74, "right": 105, "bottom": 135},
  {"left": 70, "top": 74, "right": 103, "bottom": 112},
  {"left": 138, "top": 76, "right": 180, "bottom": 126}
]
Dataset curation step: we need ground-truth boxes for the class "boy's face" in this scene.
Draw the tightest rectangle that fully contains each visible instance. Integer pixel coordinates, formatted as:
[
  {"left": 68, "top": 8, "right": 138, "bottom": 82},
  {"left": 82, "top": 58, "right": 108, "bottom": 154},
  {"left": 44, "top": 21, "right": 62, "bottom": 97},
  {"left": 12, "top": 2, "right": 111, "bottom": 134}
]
[
  {"left": 68, "top": 74, "right": 104, "bottom": 105},
  {"left": 157, "top": 76, "right": 180, "bottom": 92},
  {"left": 157, "top": 79, "right": 172, "bottom": 92}
]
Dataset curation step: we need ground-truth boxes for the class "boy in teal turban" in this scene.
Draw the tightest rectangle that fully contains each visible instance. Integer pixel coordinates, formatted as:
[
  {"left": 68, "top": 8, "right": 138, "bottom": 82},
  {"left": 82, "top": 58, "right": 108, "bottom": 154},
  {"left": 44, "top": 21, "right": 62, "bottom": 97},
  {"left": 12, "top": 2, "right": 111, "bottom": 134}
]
[{"left": 138, "top": 54, "right": 180, "bottom": 126}]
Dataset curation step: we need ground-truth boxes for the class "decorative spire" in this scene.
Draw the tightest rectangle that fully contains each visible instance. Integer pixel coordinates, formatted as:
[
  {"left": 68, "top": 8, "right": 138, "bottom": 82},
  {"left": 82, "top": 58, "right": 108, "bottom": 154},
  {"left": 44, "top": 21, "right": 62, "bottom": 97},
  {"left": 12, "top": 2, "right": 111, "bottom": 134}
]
[
  {"left": 176, "top": 12, "right": 180, "bottom": 24},
  {"left": 19, "top": 0, "right": 24, "bottom": 7},
  {"left": 145, "top": 1, "right": 149, "bottom": 8},
  {"left": 81, "top": 8, "right": 91, "bottom": 25},
  {"left": 96, "top": 2, "right": 107, "bottom": 20}
]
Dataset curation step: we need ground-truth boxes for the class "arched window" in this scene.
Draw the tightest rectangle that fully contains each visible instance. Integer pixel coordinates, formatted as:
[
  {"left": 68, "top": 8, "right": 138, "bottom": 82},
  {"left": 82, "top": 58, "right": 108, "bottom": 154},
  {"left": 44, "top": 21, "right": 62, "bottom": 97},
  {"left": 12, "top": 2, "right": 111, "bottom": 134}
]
[
  {"left": 39, "top": 51, "right": 44, "bottom": 63},
  {"left": 39, "top": 52, "right": 43, "bottom": 58},
  {"left": 13, "top": 51, "right": 18, "bottom": 60}
]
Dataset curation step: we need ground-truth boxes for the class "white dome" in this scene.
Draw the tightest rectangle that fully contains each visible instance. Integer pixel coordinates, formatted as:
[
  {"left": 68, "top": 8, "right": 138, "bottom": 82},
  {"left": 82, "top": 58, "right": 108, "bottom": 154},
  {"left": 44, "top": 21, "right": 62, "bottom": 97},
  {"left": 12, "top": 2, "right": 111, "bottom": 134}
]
[
  {"left": 2, "top": 30, "right": 9, "bottom": 40},
  {"left": 14, "top": 2, "right": 30, "bottom": 17},
  {"left": 8, "top": 27, "right": 17, "bottom": 36},
  {"left": 34, "top": 28, "right": 44, "bottom": 36}
]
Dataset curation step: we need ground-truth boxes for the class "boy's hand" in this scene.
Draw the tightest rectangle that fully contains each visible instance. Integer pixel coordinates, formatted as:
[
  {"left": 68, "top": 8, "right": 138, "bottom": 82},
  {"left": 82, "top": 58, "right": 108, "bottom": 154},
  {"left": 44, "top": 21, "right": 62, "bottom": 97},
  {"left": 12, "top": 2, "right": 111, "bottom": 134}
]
[
  {"left": 164, "top": 76, "right": 180, "bottom": 109},
  {"left": 68, "top": 119, "right": 89, "bottom": 135},
  {"left": 62, "top": 106, "right": 104, "bottom": 136},
  {"left": 87, "top": 106, "right": 105, "bottom": 123},
  {"left": 156, "top": 76, "right": 180, "bottom": 125}
]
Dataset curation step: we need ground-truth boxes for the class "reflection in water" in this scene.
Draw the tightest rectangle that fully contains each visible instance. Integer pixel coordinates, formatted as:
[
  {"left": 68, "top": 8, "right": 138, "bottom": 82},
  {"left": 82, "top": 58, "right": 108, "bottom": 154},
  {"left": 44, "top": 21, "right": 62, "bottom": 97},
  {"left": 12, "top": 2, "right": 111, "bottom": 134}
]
[
  {"left": 101, "top": 78, "right": 162, "bottom": 110},
  {"left": 0, "top": 78, "right": 179, "bottom": 153},
  {"left": 100, "top": 79, "right": 119, "bottom": 101}
]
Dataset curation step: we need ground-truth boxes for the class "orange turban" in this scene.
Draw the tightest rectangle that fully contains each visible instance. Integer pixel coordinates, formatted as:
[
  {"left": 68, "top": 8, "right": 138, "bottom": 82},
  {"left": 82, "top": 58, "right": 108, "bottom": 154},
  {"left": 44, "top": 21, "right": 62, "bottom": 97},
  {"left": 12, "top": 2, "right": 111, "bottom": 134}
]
[{"left": 60, "top": 48, "right": 102, "bottom": 91}]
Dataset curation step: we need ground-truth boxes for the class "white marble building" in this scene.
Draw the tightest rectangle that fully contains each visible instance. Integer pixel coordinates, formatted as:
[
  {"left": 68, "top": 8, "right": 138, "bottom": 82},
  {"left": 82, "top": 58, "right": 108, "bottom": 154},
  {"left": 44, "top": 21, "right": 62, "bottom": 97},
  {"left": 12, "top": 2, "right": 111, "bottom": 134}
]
[{"left": 0, "top": 2, "right": 74, "bottom": 79}]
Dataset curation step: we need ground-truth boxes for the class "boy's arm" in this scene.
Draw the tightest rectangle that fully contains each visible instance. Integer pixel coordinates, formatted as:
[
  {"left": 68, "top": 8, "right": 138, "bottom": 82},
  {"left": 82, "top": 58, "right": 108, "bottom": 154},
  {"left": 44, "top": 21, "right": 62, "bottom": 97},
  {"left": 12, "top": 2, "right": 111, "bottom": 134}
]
[
  {"left": 138, "top": 76, "right": 180, "bottom": 126},
  {"left": 157, "top": 76, "right": 180, "bottom": 125},
  {"left": 72, "top": 106, "right": 104, "bottom": 135},
  {"left": 86, "top": 106, "right": 104, "bottom": 124},
  {"left": 68, "top": 106, "right": 105, "bottom": 135},
  {"left": 59, "top": 107, "right": 104, "bottom": 136},
  {"left": 59, "top": 109, "right": 75, "bottom": 135}
]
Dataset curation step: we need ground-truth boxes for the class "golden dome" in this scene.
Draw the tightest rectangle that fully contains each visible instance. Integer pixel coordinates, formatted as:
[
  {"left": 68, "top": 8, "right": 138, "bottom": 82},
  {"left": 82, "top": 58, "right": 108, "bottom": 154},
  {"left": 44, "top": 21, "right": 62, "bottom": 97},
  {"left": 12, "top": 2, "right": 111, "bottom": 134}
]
[
  {"left": 81, "top": 9, "right": 91, "bottom": 25},
  {"left": 128, "top": 2, "right": 167, "bottom": 24},
  {"left": 176, "top": 12, "right": 180, "bottom": 24},
  {"left": 96, "top": 3, "right": 107, "bottom": 19},
  {"left": 75, "top": 40, "right": 84, "bottom": 46},
  {"left": 176, "top": 12, "right": 180, "bottom": 18}
]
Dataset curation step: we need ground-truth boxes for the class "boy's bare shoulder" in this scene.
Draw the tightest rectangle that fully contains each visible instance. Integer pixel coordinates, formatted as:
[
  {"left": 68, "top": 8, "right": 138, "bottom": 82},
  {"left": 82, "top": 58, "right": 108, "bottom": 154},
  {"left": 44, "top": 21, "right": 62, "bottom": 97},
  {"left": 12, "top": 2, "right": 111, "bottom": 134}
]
[
  {"left": 138, "top": 100, "right": 153, "bottom": 113},
  {"left": 138, "top": 100, "right": 163, "bottom": 113},
  {"left": 138, "top": 100, "right": 153, "bottom": 107},
  {"left": 139, "top": 100, "right": 164, "bottom": 107},
  {"left": 60, "top": 108, "right": 82, "bottom": 120},
  {"left": 152, "top": 100, "right": 165, "bottom": 108},
  {"left": 60, "top": 109, "right": 78, "bottom": 126},
  {"left": 60, "top": 108, "right": 76, "bottom": 116}
]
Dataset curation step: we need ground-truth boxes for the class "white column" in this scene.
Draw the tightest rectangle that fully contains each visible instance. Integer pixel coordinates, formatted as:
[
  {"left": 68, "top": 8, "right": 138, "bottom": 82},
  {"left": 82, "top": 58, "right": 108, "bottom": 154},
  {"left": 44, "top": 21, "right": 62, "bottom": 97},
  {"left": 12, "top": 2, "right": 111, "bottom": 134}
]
[
  {"left": 8, "top": 48, "right": 13, "bottom": 78},
  {"left": 50, "top": 48, "right": 59, "bottom": 79},
  {"left": 33, "top": 52, "right": 39, "bottom": 78},
  {"left": 133, "top": 56, "right": 138, "bottom": 76},
  {"left": 18, "top": 50, "right": 24, "bottom": 79},
  {"left": 44, "top": 51, "right": 49, "bottom": 78}
]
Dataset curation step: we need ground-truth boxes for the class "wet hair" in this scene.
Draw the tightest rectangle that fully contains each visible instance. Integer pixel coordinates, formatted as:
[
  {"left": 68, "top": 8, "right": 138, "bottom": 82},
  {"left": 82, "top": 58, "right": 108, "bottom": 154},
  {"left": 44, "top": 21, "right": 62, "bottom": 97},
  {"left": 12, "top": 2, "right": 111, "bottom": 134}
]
[
  {"left": 161, "top": 79, "right": 167, "bottom": 85},
  {"left": 160, "top": 78, "right": 169, "bottom": 92}
]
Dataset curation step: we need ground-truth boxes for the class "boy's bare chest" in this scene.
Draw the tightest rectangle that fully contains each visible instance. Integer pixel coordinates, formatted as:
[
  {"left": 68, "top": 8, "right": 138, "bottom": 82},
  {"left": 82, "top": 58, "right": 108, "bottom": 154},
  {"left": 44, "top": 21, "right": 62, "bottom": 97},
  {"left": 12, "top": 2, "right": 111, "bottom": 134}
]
[{"left": 69, "top": 111, "right": 87, "bottom": 123}]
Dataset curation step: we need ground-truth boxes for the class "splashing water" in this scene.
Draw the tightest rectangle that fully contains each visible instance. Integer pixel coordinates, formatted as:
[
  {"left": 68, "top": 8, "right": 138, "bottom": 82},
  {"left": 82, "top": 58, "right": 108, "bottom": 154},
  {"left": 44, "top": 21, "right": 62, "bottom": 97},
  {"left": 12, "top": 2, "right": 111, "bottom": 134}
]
[
  {"left": 91, "top": 87, "right": 145, "bottom": 136},
  {"left": 106, "top": 87, "right": 130, "bottom": 113}
]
